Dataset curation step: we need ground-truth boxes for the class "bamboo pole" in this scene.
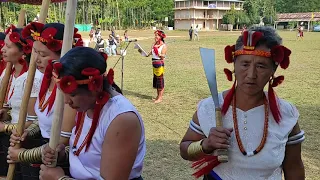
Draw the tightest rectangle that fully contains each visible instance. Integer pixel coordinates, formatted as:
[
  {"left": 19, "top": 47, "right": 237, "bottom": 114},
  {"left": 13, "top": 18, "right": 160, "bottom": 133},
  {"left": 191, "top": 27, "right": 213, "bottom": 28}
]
[
  {"left": 6, "top": 1, "right": 51, "bottom": 179},
  {"left": 48, "top": 0, "right": 78, "bottom": 167}
]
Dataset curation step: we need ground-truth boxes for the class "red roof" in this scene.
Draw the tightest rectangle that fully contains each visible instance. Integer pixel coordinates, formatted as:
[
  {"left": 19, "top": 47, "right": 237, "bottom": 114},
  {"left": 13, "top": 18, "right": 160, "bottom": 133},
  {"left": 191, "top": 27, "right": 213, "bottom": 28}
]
[{"left": 276, "top": 12, "right": 320, "bottom": 22}]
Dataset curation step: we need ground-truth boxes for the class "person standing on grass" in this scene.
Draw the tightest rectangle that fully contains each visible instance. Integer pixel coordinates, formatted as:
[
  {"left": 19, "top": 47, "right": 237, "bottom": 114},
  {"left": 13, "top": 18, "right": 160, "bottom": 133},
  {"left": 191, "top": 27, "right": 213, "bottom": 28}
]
[
  {"left": 189, "top": 26, "right": 193, "bottom": 41},
  {"left": 297, "top": 26, "right": 303, "bottom": 40},
  {"left": 179, "top": 26, "right": 305, "bottom": 180},
  {"left": 194, "top": 25, "right": 199, "bottom": 41},
  {"left": 124, "top": 30, "right": 129, "bottom": 42},
  {"left": 142, "top": 30, "right": 167, "bottom": 103},
  {"left": 89, "top": 27, "right": 95, "bottom": 43}
]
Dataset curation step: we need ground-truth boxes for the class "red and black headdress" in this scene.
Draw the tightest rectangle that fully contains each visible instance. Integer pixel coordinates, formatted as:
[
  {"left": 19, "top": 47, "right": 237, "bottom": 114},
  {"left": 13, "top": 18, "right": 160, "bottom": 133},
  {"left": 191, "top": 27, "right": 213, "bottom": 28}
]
[
  {"left": 223, "top": 30, "right": 291, "bottom": 124},
  {"left": 154, "top": 30, "right": 166, "bottom": 39},
  {"left": 22, "top": 22, "right": 83, "bottom": 52}
]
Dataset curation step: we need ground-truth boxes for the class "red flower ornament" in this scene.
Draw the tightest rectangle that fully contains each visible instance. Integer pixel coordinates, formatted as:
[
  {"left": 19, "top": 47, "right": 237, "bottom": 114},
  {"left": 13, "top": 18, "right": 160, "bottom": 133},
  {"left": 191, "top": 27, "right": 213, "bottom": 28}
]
[
  {"left": 280, "top": 47, "right": 291, "bottom": 69},
  {"left": 9, "top": 32, "right": 20, "bottom": 43},
  {"left": 41, "top": 27, "right": 58, "bottom": 40},
  {"left": 53, "top": 62, "right": 63, "bottom": 74},
  {"left": 88, "top": 75, "right": 103, "bottom": 91},
  {"left": 59, "top": 76, "right": 78, "bottom": 94},
  {"left": 106, "top": 68, "right": 114, "bottom": 85},
  {"left": 224, "top": 45, "right": 235, "bottom": 63},
  {"left": 32, "top": 22, "right": 45, "bottom": 34},
  {"left": 21, "top": 24, "right": 33, "bottom": 38},
  {"left": 47, "top": 39, "right": 62, "bottom": 52},
  {"left": 23, "top": 45, "right": 32, "bottom": 54},
  {"left": 96, "top": 91, "right": 110, "bottom": 104},
  {"left": 271, "top": 45, "right": 285, "bottom": 65},
  {"left": 81, "top": 68, "right": 100, "bottom": 76},
  {"left": 100, "top": 52, "right": 108, "bottom": 61}
]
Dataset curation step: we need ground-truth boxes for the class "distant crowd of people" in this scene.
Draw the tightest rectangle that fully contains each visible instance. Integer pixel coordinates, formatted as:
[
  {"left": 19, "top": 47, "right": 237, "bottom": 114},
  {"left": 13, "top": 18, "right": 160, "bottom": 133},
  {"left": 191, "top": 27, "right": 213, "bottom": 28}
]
[{"left": 89, "top": 26, "right": 129, "bottom": 56}]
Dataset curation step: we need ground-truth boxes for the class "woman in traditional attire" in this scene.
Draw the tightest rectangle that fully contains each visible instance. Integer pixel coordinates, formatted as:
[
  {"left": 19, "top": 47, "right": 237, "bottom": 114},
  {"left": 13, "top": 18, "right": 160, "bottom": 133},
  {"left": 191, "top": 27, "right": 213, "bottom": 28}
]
[
  {"left": 0, "top": 25, "right": 42, "bottom": 177},
  {"left": 7, "top": 22, "right": 83, "bottom": 180},
  {"left": 0, "top": 32, "right": 7, "bottom": 75},
  {"left": 179, "top": 26, "right": 305, "bottom": 180},
  {"left": 145, "top": 30, "right": 167, "bottom": 103},
  {"left": 39, "top": 47, "right": 146, "bottom": 180}
]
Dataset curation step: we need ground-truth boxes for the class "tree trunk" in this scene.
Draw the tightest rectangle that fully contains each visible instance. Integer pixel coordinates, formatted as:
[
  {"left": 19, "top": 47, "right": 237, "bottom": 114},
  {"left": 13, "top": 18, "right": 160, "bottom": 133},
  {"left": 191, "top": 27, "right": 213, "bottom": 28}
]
[
  {"left": 53, "top": 4, "right": 57, "bottom": 22},
  {"left": 116, "top": 0, "right": 120, "bottom": 30},
  {"left": 0, "top": 3, "right": 4, "bottom": 31}
]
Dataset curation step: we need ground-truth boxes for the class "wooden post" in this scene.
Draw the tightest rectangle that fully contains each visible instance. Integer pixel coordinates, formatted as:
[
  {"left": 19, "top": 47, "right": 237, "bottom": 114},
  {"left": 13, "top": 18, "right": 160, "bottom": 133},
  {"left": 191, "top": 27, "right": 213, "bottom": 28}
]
[
  {"left": 6, "top": 1, "right": 51, "bottom": 179},
  {"left": 48, "top": 0, "right": 78, "bottom": 167}
]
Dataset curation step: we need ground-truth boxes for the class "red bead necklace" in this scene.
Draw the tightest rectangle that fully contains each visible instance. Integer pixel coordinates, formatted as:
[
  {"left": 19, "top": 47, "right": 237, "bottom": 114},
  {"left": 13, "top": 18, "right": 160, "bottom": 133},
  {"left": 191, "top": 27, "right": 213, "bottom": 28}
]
[{"left": 232, "top": 94, "right": 269, "bottom": 156}]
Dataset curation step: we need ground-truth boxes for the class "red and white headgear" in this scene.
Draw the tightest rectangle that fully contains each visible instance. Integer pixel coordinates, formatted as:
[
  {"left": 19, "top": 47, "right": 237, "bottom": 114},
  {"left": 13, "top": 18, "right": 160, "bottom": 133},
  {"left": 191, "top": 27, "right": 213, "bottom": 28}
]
[
  {"left": 154, "top": 30, "right": 166, "bottom": 39},
  {"left": 222, "top": 30, "right": 292, "bottom": 123}
]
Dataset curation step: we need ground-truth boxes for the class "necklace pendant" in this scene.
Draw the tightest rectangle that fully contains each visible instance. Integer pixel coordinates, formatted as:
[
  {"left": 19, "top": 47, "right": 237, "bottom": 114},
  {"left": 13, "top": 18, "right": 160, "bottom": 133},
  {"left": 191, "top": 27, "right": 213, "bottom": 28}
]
[{"left": 246, "top": 151, "right": 254, "bottom": 157}]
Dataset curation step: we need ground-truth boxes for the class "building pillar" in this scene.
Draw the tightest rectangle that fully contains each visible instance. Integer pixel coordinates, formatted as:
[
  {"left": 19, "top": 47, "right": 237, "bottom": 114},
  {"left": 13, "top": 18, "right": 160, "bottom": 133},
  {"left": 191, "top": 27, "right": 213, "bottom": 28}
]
[
  {"left": 216, "top": 10, "right": 219, "bottom": 30},
  {"left": 308, "top": 21, "right": 310, "bottom": 32}
]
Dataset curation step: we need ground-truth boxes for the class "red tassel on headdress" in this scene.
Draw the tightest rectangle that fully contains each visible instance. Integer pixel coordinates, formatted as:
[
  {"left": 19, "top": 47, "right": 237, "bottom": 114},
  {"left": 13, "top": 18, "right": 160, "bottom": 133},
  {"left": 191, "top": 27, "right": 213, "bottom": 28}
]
[
  {"left": 224, "top": 45, "right": 235, "bottom": 63},
  {"left": 85, "top": 92, "right": 110, "bottom": 151},
  {"left": 46, "top": 86, "right": 57, "bottom": 115},
  {"left": 242, "top": 31, "right": 248, "bottom": 46},
  {"left": 251, "top": 32, "right": 263, "bottom": 47},
  {"left": 222, "top": 81, "right": 236, "bottom": 115},
  {"left": 268, "top": 80, "right": 281, "bottom": 123},
  {"left": 271, "top": 76, "right": 284, "bottom": 87},
  {"left": 192, "top": 156, "right": 220, "bottom": 178},
  {"left": 280, "top": 47, "right": 291, "bottom": 69},
  {"left": 223, "top": 68, "right": 233, "bottom": 81}
]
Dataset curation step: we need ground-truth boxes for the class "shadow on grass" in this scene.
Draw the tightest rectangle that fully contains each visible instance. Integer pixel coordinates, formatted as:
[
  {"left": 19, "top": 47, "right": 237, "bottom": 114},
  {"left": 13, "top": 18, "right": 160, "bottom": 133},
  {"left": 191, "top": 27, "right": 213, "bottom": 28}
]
[
  {"left": 142, "top": 139, "right": 194, "bottom": 180},
  {"left": 123, "top": 90, "right": 153, "bottom": 100}
]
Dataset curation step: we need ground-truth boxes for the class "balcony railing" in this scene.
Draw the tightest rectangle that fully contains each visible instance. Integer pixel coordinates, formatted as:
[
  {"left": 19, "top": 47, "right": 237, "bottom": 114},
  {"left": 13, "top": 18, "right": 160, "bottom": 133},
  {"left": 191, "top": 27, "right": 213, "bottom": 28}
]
[
  {"left": 174, "top": 15, "right": 223, "bottom": 19},
  {"left": 175, "top": 2, "right": 243, "bottom": 9}
]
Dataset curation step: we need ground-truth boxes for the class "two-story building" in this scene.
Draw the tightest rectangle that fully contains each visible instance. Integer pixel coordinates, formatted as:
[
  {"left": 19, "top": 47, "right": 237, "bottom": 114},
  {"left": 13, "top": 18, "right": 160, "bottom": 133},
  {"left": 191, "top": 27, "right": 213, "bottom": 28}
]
[{"left": 174, "top": 0, "right": 244, "bottom": 30}]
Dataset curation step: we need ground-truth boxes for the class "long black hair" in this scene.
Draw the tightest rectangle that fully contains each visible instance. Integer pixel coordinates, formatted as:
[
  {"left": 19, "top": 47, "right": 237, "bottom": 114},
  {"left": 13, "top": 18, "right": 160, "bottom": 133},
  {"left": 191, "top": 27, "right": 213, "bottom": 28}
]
[{"left": 58, "top": 47, "right": 122, "bottom": 94}]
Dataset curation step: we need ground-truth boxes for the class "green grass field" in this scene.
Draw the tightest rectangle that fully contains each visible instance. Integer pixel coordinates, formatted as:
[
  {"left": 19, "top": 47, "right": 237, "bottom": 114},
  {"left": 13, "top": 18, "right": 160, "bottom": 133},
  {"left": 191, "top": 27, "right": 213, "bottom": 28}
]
[{"left": 87, "top": 29, "right": 320, "bottom": 179}]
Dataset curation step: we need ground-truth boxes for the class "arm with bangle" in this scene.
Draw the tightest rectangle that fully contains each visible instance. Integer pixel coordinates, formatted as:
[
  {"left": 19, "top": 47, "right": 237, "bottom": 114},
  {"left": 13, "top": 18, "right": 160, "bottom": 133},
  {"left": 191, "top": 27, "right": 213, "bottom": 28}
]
[{"left": 180, "top": 112, "right": 213, "bottom": 161}]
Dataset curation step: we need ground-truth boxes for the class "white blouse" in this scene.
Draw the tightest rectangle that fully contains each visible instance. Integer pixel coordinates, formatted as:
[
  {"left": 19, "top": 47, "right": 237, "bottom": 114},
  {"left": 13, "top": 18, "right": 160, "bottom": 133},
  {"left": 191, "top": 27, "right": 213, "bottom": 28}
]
[
  {"left": 0, "top": 69, "right": 43, "bottom": 124},
  {"left": 69, "top": 95, "right": 146, "bottom": 180},
  {"left": 151, "top": 44, "right": 165, "bottom": 60},
  {"left": 34, "top": 90, "right": 55, "bottom": 138},
  {"left": 197, "top": 92, "right": 299, "bottom": 180}
]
